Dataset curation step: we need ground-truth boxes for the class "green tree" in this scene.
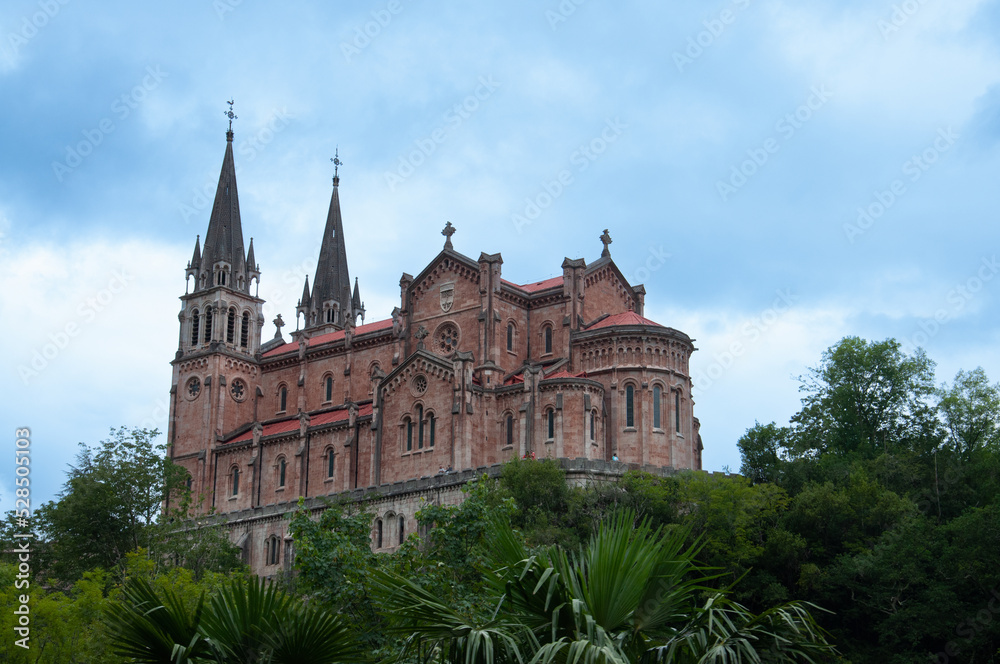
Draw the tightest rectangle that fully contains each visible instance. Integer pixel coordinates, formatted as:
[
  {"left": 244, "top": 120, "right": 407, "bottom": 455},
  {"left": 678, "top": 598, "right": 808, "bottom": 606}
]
[
  {"left": 31, "top": 427, "right": 188, "bottom": 583},
  {"left": 737, "top": 421, "right": 788, "bottom": 484},
  {"left": 790, "top": 337, "right": 937, "bottom": 459},
  {"left": 937, "top": 367, "right": 1000, "bottom": 456},
  {"left": 288, "top": 496, "right": 381, "bottom": 646}
]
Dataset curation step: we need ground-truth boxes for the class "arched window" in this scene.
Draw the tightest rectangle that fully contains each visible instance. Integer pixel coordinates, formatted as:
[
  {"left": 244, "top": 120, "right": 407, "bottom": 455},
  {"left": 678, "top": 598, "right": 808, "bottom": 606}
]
[
  {"left": 505, "top": 414, "right": 514, "bottom": 448},
  {"left": 653, "top": 386, "right": 662, "bottom": 429},
  {"left": 266, "top": 536, "right": 280, "bottom": 565},
  {"left": 546, "top": 408, "right": 555, "bottom": 440},
  {"left": 675, "top": 391, "right": 681, "bottom": 433},
  {"left": 231, "top": 466, "right": 239, "bottom": 496},
  {"left": 625, "top": 385, "right": 635, "bottom": 428},
  {"left": 544, "top": 326, "right": 552, "bottom": 355},
  {"left": 405, "top": 417, "right": 413, "bottom": 452},
  {"left": 507, "top": 323, "right": 514, "bottom": 351},
  {"left": 186, "top": 474, "right": 193, "bottom": 491},
  {"left": 326, "top": 308, "right": 335, "bottom": 324},
  {"left": 325, "top": 376, "right": 333, "bottom": 402},
  {"left": 240, "top": 311, "right": 250, "bottom": 348},
  {"left": 589, "top": 410, "right": 596, "bottom": 441},
  {"left": 226, "top": 307, "right": 236, "bottom": 344},
  {"left": 428, "top": 413, "right": 436, "bottom": 447},
  {"left": 277, "top": 457, "right": 286, "bottom": 488},
  {"left": 417, "top": 405, "right": 424, "bottom": 449},
  {"left": 278, "top": 386, "right": 288, "bottom": 413},
  {"left": 375, "top": 518, "right": 383, "bottom": 548},
  {"left": 190, "top": 310, "right": 200, "bottom": 346},
  {"left": 327, "top": 448, "right": 335, "bottom": 478},
  {"left": 398, "top": 515, "right": 405, "bottom": 545},
  {"left": 204, "top": 307, "right": 213, "bottom": 343}
]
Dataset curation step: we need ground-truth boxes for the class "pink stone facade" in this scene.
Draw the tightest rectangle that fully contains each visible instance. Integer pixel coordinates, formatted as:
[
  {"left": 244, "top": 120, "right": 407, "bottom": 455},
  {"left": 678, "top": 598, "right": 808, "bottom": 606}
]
[{"left": 166, "top": 135, "right": 702, "bottom": 575}]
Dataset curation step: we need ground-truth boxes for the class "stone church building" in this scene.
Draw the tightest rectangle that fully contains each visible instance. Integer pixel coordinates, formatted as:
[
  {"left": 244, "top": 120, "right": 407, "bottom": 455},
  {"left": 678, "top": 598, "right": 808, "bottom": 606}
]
[{"left": 166, "top": 126, "right": 702, "bottom": 574}]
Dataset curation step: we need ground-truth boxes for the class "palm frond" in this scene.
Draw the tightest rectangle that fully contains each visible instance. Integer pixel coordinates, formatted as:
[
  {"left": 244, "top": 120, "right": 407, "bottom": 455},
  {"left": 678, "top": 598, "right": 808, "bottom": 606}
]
[{"left": 103, "top": 577, "right": 210, "bottom": 664}]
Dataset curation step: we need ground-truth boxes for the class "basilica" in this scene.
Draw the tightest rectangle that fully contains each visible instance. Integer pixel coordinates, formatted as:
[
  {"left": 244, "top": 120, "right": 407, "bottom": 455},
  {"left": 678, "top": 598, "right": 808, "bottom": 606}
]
[{"left": 166, "top": 123, "right": 702, "bottom": 573}]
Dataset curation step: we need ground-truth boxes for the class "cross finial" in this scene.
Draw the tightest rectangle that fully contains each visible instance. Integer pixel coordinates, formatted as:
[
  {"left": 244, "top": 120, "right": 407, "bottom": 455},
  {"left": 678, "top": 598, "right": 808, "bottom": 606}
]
[
  {"left": 600, "top": 229, "right": 612, "bottom": 258},
  {"left": 273, "top": 314, "right": 286, "bottom": 339},
  {"left": 224, "top": 99, "right": 237, "bottom": 138},
  {"left": 331, "top": 147, "right": 342, "bottom": 186},
  {"left": 442, "top": 221, "right": 456, "bottom": 250},
  {"left": 414, "top": 325, "right": 429, "bottom": 350}
]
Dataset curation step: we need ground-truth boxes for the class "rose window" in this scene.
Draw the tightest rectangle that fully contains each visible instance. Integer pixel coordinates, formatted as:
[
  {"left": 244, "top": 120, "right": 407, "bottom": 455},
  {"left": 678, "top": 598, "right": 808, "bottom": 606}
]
[
  {"left": 412, "top": 375, "right": 428, "bottom": 395},
  {"left": 186, "top": 377, "right": 201, "bottom": 400},
  {"left": 230, "top": 379, "right": 247, "bottom": 402},
  {"left": 437, "top": 323, "right": 459, "bottom": 353}
]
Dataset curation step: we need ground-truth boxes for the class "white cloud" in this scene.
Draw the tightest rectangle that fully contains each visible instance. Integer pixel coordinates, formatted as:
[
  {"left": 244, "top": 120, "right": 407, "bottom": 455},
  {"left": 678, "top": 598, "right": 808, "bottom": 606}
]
[
  {"left": 764, "top": 0, "right": 1000, "bottom": 127},
  {"left": 0, "top": 238, "right": 186, "bottom": 504}
]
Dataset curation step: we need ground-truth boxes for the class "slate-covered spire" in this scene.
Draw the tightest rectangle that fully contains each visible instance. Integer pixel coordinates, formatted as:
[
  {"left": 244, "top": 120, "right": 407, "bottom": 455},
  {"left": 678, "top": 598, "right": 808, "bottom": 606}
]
[
  {"left": 246, "top": 237, "right": 256, "bottom": 271},
  {"left": 198, "top": 126, "right": 249, "bottom": 293},
  {"left": 190, "top": 234, "right": 202, "bottom": 267},
  {"left": 185, "top": 235, "right": 202, "bottom": 293},
  {"left": 352, "top": 277, "right": 365, "bottom": 323},
  {"left": 300, "top": 276, "right": 311, "bottom": 305},
  {"left": 306, "top": 156, "right": 355, "bottom": 329}
]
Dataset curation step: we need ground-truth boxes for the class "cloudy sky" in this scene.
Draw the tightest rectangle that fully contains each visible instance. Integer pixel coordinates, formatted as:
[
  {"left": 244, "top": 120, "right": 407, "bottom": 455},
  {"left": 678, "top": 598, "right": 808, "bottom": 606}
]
[{"left": 2, "top": 0, "right": 999, "bottom": 507}]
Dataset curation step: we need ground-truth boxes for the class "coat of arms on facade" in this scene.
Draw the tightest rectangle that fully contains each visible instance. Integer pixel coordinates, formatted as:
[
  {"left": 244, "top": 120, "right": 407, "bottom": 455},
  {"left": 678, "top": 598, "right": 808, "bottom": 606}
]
[{"left": 440, "top": 283, "right": 455, "bottom": 313}]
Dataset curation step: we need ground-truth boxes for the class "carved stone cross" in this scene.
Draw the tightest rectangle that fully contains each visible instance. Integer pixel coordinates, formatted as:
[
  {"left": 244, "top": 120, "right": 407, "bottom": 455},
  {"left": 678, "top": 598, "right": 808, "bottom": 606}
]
[
  {"left": 600, "top": 229, "right": 612, "bottom": 258},
  {"left": 442, "top": 221, "right": 456, "bottom": 250},
  {"left": 414, "top": 325, "right": 429, "bottom": 349},
  {"left": 273, "top": 314, "right": 285, "bottom": 339}
]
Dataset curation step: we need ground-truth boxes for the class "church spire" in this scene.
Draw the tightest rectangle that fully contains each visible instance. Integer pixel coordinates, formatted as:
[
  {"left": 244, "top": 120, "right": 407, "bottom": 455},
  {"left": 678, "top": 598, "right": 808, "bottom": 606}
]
[
  {"left": 197, "top": 101, "right": 251, "bottom": 293},
  {"left": 304, "top": 152, "right": 355, "bottom": 330}
]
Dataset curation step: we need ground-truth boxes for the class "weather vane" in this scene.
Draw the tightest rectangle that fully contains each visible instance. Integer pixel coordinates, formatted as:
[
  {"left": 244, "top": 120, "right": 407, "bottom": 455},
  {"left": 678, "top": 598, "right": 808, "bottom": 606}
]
[
  {"left": 224, "top": 99, "right": 237, "bottom": 132},
  {"left": 331, "top": 147, "right": 343, "bottom": 184}
]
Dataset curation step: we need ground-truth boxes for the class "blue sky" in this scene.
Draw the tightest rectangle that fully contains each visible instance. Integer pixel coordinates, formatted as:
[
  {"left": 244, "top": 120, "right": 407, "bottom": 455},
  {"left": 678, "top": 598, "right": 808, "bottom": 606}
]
[{"left": 2, "top": 0, "right": 1000, "bottom": 508}]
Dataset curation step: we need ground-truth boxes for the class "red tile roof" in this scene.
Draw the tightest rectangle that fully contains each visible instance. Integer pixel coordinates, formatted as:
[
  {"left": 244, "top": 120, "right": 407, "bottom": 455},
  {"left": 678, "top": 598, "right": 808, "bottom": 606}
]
[
  {"left": 228, "top": 417, "right": 300, "bottom": 444},
  {"left": 262, "top": 318, "right": 394, "bottom": 358},
  {"left": 586, "top": 311, "right": 664, "bottom": 330},
  {"left": 542, "top": 369, "right": 587, "bottom": 380},
  {"left": 502, "top": 276, "right": 563, "bottom": 293},
  {"left": 226, "top": 403, "right": 374, "bottom": 444}
]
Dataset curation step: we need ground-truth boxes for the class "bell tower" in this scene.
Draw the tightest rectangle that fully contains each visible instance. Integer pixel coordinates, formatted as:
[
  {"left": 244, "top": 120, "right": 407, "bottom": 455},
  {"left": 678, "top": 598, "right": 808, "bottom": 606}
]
[{"left": 167, "top": 102, "right": 265, "bottom": 510}]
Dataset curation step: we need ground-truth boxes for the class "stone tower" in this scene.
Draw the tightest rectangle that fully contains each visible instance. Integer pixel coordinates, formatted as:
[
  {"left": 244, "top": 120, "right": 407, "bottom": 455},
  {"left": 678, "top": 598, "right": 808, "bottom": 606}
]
[{"left": 166, "top": 122, "right": 265, "bottom": 509}]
